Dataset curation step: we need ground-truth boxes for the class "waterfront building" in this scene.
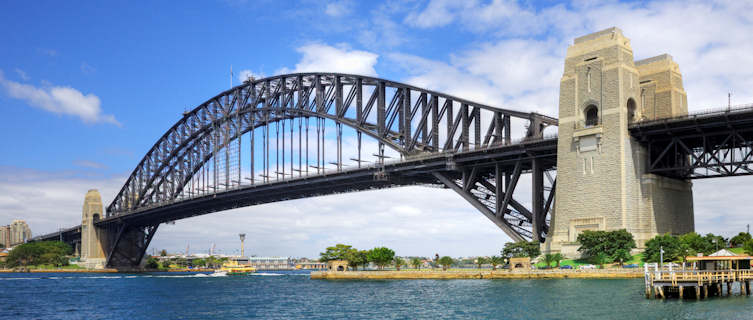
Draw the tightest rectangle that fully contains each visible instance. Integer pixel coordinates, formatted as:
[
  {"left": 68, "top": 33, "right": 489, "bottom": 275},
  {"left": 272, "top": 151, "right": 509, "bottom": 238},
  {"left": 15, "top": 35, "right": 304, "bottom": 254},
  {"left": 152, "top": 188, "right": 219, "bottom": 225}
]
[
  {"left": 327, "top": 260, "right": 349, "bottom": 272},
  {"left": 233, "top": 256, "right": 292, "bottom": 270},
  {"left": 0, "top": 225, "right": 10, "bottom": 248},
  {"left": 10, "top": 220, "right": 31, "bottom": 245},
  {"left": 0, "top": 220, "right": 32, "bottom": 247}
]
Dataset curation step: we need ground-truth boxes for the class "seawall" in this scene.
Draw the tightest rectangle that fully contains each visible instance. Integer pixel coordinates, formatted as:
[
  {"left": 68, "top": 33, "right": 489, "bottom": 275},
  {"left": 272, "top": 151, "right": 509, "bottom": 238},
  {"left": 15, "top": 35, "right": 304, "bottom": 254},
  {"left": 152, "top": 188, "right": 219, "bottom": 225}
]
[{"left": 311, "top": 269, "right": 643, "bottom": 280}]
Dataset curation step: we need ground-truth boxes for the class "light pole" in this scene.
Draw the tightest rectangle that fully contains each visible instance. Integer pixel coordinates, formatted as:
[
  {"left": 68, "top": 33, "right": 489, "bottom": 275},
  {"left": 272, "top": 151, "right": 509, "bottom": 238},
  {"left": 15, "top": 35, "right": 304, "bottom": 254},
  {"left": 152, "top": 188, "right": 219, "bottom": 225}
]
[
  {"left": 659, "top": 246, "right": 664, "bottom": 271},
  {"left": 239, "top": 233, "right": 246, "bottom": 257}
]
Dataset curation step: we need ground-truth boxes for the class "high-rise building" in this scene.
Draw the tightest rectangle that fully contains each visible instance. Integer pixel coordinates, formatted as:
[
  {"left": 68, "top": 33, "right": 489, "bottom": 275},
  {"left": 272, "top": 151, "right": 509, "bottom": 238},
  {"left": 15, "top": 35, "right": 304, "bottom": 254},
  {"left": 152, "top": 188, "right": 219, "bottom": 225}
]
[
  {"left": 0, "top": 225, "right": 10, "bottom": 248},
  {"left": 9, "top": 220, "right": 32, "bottom": 245}
]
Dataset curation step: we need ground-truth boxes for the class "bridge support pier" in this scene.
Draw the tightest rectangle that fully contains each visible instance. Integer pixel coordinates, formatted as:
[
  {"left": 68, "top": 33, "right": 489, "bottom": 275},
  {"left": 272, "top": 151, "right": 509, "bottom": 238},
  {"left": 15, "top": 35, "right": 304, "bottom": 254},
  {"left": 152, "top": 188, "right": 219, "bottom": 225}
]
[
  {"left": 543, "top": 28, "right": 694, "bottom": 257},
  {"left": 104, "top": 224, "right": 159, "bottom": 269}
]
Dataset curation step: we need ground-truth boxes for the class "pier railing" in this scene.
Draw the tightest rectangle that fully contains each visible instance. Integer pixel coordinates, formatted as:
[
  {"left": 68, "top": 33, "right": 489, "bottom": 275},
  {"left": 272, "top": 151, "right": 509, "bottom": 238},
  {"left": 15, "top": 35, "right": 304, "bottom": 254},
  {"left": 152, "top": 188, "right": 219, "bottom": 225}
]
[{"left": 647, "top": 270, "right": 753, "bottom": 286}]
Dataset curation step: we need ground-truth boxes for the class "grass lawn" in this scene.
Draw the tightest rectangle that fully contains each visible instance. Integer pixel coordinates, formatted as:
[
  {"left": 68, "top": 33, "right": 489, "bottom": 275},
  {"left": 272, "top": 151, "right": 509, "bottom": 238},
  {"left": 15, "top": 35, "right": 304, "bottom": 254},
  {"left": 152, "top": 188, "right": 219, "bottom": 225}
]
[
  {"left": 729, "top": 247, "right": 745, "bottom": 254},
  {"left": 536, "top": 253, "right": 645, "bottom": 269}
]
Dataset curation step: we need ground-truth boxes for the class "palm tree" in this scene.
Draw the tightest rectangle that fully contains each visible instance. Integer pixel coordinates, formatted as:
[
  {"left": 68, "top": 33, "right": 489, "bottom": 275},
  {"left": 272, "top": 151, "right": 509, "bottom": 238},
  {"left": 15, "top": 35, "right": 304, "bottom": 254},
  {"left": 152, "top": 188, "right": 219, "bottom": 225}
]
[
  {"left": 543, "top": 254, "right": 555, "bottom": 269},
  {"left": 476, "top": 257, "right": 488, "bottom": 269},
  {"left": 552, "top": 253, "right": 564, "bottom": 268},
  {"left": 394, "top": 257, "right": 405, "bottom": 271},
  {"left": 410, "top": 258, "right": 422, "bottom": 270},
  {"left": 489, "top": 256, "right": 504, "bottom": 270}
]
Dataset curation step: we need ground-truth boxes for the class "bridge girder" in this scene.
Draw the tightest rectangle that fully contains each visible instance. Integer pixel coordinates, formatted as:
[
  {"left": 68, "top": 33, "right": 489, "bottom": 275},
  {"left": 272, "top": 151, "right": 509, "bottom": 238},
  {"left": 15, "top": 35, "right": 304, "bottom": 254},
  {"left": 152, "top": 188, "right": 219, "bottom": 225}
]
[
  {"left": 107, "top": 72, "right": 556, "bottom": 216},
  {"left": 93, "top": 73, "right": 561, "bottom": 268}
]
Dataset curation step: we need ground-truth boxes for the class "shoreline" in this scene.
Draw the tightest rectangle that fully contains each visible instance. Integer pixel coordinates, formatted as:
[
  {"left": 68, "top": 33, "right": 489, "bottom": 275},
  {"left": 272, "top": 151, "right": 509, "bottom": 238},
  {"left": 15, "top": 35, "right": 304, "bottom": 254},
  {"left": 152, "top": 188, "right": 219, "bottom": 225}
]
[
  {"left": 0, "top": 268, "right": 214, "bottom": 273},
  {"left": 311, "top": 269, "right": 644, "bottom": 280}
]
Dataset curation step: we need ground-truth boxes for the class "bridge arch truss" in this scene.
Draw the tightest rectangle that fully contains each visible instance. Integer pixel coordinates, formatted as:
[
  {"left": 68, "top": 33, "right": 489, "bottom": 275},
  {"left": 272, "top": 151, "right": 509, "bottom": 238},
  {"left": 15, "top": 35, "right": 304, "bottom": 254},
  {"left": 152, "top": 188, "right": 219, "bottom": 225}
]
[{"left": 101, "top": 73, "right": 557, "bottom": 267}]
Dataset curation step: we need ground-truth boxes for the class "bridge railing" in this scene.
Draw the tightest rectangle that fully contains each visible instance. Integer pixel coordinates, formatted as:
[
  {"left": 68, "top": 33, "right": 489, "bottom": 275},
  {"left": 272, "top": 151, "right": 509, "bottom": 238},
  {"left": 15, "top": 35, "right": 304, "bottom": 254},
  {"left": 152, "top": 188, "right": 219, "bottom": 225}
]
[
  {"left": 633, "top": 103, "right": 753, "bottom": 127},
  {"left": 110, "top": 134, "right": 559, "bottom": 217}
]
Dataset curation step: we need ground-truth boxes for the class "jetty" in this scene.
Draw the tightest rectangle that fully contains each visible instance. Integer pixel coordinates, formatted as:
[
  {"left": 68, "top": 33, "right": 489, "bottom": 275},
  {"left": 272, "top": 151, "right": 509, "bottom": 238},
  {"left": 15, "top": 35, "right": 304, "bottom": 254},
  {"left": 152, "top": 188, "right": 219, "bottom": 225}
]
[{"left": 644, "top": 249, "right": 753, "bottom": 299}]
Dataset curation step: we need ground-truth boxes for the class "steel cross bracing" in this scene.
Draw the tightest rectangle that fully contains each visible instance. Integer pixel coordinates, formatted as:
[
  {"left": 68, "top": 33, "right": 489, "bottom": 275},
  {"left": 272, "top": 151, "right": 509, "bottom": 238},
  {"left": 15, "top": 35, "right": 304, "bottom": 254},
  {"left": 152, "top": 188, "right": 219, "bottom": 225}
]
[
  {"left": 107, "top": 73, "right": 556, "bottom": 217},
  {"left": 32, "top": 72, "right": 558, "bottom": 268},
  {"left": 630, "top": 105, "right": 753, "bottom": 179}
]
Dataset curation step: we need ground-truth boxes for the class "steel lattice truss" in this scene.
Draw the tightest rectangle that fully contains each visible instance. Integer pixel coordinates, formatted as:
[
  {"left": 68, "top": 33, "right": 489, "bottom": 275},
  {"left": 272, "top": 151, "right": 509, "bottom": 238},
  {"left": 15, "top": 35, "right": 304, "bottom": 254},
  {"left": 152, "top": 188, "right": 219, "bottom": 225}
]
[
  {"left": 630, "top": 106, "right": 753, "bottom": 179},
  {"left": 53, "top": 72, "right": 563, "bottom": 268},
  {"left": 107, "top": 73, "right": 556, "bottom": 217}
]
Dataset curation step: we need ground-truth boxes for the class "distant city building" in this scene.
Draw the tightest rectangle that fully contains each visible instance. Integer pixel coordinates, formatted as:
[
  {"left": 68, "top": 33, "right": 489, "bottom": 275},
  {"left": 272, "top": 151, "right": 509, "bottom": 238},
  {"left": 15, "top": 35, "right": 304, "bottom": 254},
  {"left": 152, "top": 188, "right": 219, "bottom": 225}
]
[
  {"left": 233, "top": 256, "right": 292, "bottom": 270},
  {"left": 0, "top": 220, "right": 32, "bottom": 247},
  {"left": 0, "top": 225, "right": 10, "bottom": 248}
]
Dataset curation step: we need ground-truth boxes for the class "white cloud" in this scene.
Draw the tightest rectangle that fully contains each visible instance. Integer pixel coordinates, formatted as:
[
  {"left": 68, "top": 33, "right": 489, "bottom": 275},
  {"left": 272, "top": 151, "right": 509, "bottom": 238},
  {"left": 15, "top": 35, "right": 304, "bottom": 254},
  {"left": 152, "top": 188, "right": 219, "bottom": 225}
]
[
  {"left": 14, "top": 68, "right": 29, "bottom": 81},
  {"left": 0, "top": 166, "right": 510, "bottom": 258},
  {"left": 73, "top": 160, "right": 108, "bottom": 169},
  {"left": 281, "top": 43, "right": 378, "bottom": 76},
  {"left": 0, "top": 70, "right": 119, "bottom": 126},
  {"left": 324, "top": 0, "right": 353, "bottom": 17},
  {"left": 404, "top": 0, "right": 542, "bottom": 35},
  {"left": 401, "top": 0, "right": 753, "bottom": 112}
]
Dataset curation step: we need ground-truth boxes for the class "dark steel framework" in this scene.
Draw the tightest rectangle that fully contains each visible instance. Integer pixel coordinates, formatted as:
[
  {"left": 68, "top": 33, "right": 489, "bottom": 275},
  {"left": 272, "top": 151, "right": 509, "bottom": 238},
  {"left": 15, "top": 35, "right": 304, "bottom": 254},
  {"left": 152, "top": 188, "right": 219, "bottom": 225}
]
[
  {"left": 82, "top": 73, "right": 558, "bottom": 268},
  {"left": 630, "top": 105, "right": 753, "bottom": 179}
]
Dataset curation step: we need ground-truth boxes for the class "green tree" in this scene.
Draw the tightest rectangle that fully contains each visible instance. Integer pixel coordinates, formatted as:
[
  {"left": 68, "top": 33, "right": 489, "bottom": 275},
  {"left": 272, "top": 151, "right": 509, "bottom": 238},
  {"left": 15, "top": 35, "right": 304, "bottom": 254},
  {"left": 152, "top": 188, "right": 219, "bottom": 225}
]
[
  {"left": 394, "top": 256, "right": 405, "bottom": 271},
  {"left": 678, "top": 232, "right": 712, "bottom": 257},
  {"left": 542, "top": 254, "right": 555, "bottom": 269},
  {"left": 193, "top": 258, "right": 207, "bottom": 268},
  {"left": 438, "top": 256, "right": 454, "bottom": 271},
  {"left": 367, "top": 247, "right": 395, "bottom": 270},
  {"left": 5, "top": 241, "right": 72, "bottom": 268},
  {"left": 612, "top": 249, "right": 631, "bottom": 267},
  {"left": 410, "top": 257, "right": 422, "bottom": 270},
  {"left": 704, "top": 233, "right": 727, "bottom": 251},
  {"left": 742, "top": 239, "right": 753, "bottom": 255},
  {"left": 552, "top": 253, "right": 564, "bottom": 268},
  {"left": 345, "top": 250, "right": 368, "bottom": 271},
  {"left": 489, "top": 256, "right": 504, "bottom": 270},
  {"left": 591, "top": 252, "right": 608, "bottom": 269},
  {"left": 502, "top": 241, "right": 541, "bottom": 258},
  {"left": 319, "top": 244, "right": 356, "bottom": 262},
  {"left": 576, "top": 229, "right": 636, "bottom": 261},
  {"left": 159, "top": 249, "right": 168, "bottom": 256},
  {"left": 643, "top": 233, "right": 682, "bottom": 263},
  {"left": 476, "top": 257, "right": 488, "bottom": 269},
  {"left": 145, "top": 257, "right": 160, "bottom": 269},
  {"left": 730, "top": 232, "right": 752, "bottom": 247}
]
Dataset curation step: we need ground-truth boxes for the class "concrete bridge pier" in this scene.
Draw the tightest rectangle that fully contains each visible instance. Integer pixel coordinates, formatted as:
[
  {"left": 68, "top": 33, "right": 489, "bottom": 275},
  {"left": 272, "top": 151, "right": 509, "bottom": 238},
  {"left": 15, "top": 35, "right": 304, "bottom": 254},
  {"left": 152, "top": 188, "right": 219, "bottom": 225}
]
[
  {"left": 79, "top": 190, "right": 158, "bottom": 269},
  {"left": 543, "top": 27, "right": 694, "bottom": 257},
  {"left": 80, "top": 189, "right": 108, "bottom": 269}
]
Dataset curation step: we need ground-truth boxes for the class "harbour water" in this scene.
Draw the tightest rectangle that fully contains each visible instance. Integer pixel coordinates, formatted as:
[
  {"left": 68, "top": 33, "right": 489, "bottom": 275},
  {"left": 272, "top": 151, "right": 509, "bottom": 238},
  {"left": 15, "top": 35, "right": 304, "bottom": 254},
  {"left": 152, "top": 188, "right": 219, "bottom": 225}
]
[{"left": 2, "top": 271, "right": 752, "bottom": 319}]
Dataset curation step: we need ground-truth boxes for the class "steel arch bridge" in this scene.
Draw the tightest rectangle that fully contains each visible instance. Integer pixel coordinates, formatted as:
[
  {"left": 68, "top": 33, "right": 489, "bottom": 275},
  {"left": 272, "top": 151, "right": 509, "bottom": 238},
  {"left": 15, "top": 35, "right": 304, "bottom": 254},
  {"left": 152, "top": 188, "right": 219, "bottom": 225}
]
[{"left": 56, "top": 73, "right": 561, "bottom": 268}]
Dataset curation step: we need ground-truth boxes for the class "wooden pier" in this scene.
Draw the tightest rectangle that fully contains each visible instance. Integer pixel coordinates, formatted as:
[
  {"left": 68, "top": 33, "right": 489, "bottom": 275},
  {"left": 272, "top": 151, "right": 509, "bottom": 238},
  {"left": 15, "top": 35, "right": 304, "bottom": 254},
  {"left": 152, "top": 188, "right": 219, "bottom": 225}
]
[
  {"left": 645, "top": 270, "right": 753, "bottom": 299},
  {"left": 644, "top": 251, "right": 753, "bottom": 299}
]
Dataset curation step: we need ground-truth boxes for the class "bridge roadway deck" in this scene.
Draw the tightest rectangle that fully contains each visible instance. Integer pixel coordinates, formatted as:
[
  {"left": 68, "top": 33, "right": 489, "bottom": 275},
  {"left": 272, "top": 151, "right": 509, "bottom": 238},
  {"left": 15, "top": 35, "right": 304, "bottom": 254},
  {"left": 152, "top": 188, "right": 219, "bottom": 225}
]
[
  {"left": 34, "top": 138, "right": 557, "bottom": 240},
  {"left": 630, "top": 106, "right": 753, "bottom": 178}
]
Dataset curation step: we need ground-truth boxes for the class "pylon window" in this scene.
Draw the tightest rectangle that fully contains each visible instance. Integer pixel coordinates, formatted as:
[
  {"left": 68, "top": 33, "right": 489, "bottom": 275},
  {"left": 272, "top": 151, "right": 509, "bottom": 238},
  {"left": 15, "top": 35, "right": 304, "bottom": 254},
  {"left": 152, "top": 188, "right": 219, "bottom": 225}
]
[{"left": 585, "top": 105, "right": 599, "bottom": 127}]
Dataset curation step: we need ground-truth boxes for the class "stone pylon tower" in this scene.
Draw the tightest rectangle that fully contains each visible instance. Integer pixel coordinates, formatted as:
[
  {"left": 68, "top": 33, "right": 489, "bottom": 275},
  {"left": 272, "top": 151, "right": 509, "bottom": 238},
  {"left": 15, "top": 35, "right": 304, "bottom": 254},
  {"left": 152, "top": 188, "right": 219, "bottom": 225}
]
[
  {"left": 543, "top": 27, "right": 694, "bottom": 257},
  {"left": 81, "top": 189, "right": 107, "bottom": 265}
]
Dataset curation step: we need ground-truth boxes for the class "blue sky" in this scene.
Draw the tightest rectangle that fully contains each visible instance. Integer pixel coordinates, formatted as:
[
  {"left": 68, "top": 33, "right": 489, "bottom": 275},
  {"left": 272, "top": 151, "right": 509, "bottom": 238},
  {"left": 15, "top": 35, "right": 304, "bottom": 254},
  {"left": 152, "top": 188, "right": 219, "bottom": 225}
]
[{"left": 2, "top": 0, "right": 753, "bottom": 257}]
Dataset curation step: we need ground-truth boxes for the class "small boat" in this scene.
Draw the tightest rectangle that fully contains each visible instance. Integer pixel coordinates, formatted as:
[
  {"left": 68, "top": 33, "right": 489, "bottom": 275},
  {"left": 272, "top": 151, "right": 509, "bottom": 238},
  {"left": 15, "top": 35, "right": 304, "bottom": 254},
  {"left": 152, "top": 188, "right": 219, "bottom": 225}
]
[{"left": 218, "top": 260, "right": 256, "bottom": 275}]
